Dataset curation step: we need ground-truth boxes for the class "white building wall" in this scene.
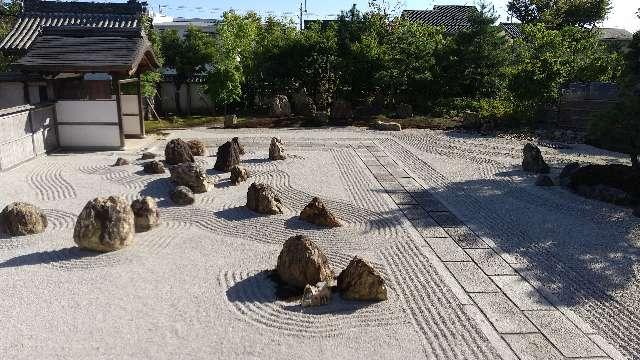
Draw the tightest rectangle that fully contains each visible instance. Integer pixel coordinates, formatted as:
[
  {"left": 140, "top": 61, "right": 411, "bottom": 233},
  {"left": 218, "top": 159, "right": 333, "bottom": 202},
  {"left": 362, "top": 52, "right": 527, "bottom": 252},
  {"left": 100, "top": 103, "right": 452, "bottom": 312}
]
[{"left": 55, "top": 100, "right": 121, "bottom": 148}]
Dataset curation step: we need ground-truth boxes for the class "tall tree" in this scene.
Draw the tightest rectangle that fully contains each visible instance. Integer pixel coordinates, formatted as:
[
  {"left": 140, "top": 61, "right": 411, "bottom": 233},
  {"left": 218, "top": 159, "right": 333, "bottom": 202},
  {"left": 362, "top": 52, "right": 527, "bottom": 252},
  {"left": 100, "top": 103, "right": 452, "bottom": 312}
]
[
  {"left": 160, "top": 26, "right": 215, "bottom": 114},
  {"left": 507, "top": 0, "right": 611, "bottom": 28}
]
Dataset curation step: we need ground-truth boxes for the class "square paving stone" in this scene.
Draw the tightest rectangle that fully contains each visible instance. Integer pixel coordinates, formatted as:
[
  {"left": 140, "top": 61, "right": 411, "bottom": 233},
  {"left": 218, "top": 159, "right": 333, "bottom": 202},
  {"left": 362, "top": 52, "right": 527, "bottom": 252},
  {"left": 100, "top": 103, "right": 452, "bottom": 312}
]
[
  {"left": 445, "top": 261, "right": 500, "bottom": 293},
  {"left": 379, "top": 181, "right": 404, "bottom": 192},
  {"left": 430, "top": 211, "right": 463, "bottom": 227},
  {"left": 466, "top": 249, "right": 516, "bottom": 275},
  {"left": 397, "top": 177, "right": 423, "bottom": 191},
  {"left": 388, "top": 192, "right": 418, "bottom": 205},
  {"left": 423, "top": 237, "right": 471, "bottom": 262},
  {"left": 368, "top": 165, "right": 391, "bottom": 175},
  {"left": 362, "top": 158, "right": 380, "bottom": 166},
  {"left": 409, "top": 217, "right": 449, "bottom": 238},
  {"left": 444, "top": 226, "right": 488, "bottom": 249},
  {"left": 374, "top": 173, "right": 396, "bottom": 182},
  {"left": 386, "top": 166, "right": 411, "bottom": 179},
  {"left": 503, "top": 333, "right": 564, "bottom": 360},
  {"left": 376, "top": 157, "right": 397, "bottom": 166},
  {"left": 524, "top": 310, "right": 605, "bottom": 358},
  {"left": 470, "top": 292, "right": 537, "bottom": 334},
  {"left": 491, "top": 275, "right": 554, "bottom": 311},
  {"left": 415, "top": 197, "right": 448, "bottom": 212},
  {"left": 398, "top": 205, "right": 430, "bottom": 220}
]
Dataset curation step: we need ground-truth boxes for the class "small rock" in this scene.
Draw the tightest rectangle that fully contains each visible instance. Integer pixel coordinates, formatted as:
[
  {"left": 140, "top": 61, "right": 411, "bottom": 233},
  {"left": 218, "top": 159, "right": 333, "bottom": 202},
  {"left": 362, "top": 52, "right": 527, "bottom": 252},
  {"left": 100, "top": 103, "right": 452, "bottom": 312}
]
[
  {"left": 113, "top": 157, "right": 130, "bottom": 166},
  {"left": 214, "top": 141, "right": 241, "bottom": 172},
  {"left": 169, "top": 162, "right": 212, "bottom": 193},
  {"left": 269, "top": 137, "right": 286, "bottom": 160},
  {"left": 165, "top": 139, "right": 194, "bottom": 165},
  {"left": 375, "top": 120, "right": 402, "bottom": 131},
  {"left": 131, "top": 197, "right": 160, "bottom": 232},
  {"left": 224, "top": 114, "right": 237, "bottom": 128},
  {"left": 230, "top": 165, "right": 250, "bottom": 185},
  {"left": 73, "top": 196, "right": 135, "bottom": 252},
  {"left": 1, "top": 202, "right": 48, "bottom": 236},
  {"left": 187, "top": 139, "right": 207, "bottom": 156},
  {"left": 301, "top": 282, "right": 332, "bottom": 307},
  {"left": 535, "top": 174, "right": 555, "bottom": 187},
  {"left": 232, "top": 137, "right": 246, "bottom": 155},
  {"left": 270, "top": 95, "right": 292, "bottom": 117},
  {"left": 276, "top": 235, "right": 334, "bottom": 289},
  {"left": 396, "top": 103, "right": 413, "bottom": 119},
  {"left": 522, "top": 143, "right": 550, "bottom": 174},
  {"left": 171, "top": 186, "right": 195, "bottom": 206},
  {"left": 558, "top": 162, "right": 581, "bottom": 187},
  {"left": 143, "top": 160, "right": 165, "bottom": 174},
  {"left": 141, "top": 152, "right": 156, "bottom": 160},
  {"left": 300, "top": 197, "right": 342, "bottom": 227},
  {"left": 337, "top": 256, "right": 387, "bottom": 301},
  {"left": 246, "top": 182, "right": 284, "bottom": 214}
]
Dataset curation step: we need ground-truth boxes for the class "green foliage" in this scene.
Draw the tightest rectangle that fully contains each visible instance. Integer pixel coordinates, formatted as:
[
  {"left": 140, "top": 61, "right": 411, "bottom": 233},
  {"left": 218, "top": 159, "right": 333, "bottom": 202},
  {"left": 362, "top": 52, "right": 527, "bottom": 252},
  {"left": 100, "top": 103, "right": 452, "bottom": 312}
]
[
  {"left": 587, "top": 96, "right": 640, "bottom": 165},
  {"left": 507, "top": 0, "right": 611, "bottom": 27},
  {"left": 140, "top": 16, "right": 163, "bottom": 98},
  {"left": 508, "top": 24, "right": 623, "bottom": 106},
  {"left": 0, "top": 0, "right": 21, "bottom": 71},
  {"left": 204, "top": 63, "right": 243, "bottom": 112}
]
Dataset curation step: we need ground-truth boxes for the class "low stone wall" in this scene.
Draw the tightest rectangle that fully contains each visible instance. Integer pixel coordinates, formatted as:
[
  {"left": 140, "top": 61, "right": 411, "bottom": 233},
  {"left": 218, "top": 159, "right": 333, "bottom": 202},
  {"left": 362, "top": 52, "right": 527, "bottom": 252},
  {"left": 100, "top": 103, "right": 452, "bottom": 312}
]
[{"left": 0, "top": 104, "right": 58, "bottom": 171}]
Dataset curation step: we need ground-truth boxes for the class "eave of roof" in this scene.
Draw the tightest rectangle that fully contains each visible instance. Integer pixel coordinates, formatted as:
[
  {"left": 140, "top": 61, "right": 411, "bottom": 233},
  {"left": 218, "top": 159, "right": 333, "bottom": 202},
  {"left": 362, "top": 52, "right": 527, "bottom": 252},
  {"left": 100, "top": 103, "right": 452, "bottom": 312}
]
[{"left": 13, "top": 28, "right": 158, "bottom": 75}]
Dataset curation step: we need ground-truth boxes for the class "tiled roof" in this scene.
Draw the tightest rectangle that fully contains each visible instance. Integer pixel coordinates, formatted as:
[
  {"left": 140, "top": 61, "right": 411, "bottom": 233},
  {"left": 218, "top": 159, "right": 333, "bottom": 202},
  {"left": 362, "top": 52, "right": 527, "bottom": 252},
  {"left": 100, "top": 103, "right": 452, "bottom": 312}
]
[
  {"left": 0, "top": 0, "right": 145, "bottom": 52},
  {"left": 596, "top": 28, "right": 633, "bottom": 41},
  {"left": 500, "top": 22, "right": 523, "bottom": 39},
  {"left": 402, "top": 5, "right": 477, "bottom": 33},
  {"left": 14, "top": 27, "right": 157, "bottom": 75}
]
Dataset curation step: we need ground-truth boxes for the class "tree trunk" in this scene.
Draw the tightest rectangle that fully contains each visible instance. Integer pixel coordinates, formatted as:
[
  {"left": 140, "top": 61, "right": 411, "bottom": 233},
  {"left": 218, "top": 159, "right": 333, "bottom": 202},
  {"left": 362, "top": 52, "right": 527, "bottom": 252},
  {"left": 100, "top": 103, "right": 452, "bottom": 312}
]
[{"left": 632, "top": 152, "right": 639, "bottom": 172}]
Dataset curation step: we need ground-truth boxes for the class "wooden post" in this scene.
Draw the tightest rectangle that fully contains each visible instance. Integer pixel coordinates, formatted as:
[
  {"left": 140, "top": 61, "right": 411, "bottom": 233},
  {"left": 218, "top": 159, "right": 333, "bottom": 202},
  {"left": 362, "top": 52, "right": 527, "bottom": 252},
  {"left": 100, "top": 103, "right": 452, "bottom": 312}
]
[
  {"left": 114, "top": 74, "right": 125, "bottom": 148},
  {"left": 23, "top": 82, "right": 30, "bottom": 105},
  {"left": 136, "top": 75, "right": 145, "bottom": 137}
]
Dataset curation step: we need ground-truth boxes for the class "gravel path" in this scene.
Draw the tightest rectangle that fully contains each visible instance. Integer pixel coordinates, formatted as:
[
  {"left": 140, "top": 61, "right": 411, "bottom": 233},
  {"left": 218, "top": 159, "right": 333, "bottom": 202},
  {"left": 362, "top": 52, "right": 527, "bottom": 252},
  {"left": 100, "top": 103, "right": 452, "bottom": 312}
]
[{"left": 0, "top": 127, "right": 635, "bottom": 359}]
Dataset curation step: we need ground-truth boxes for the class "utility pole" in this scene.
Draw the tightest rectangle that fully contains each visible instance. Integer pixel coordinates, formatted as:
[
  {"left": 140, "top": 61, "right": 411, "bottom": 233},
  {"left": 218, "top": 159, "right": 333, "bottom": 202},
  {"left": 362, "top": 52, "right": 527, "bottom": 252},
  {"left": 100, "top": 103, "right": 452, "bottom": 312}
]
[{"left": 299, "top": 0, "right": 307, "bottom": 31}]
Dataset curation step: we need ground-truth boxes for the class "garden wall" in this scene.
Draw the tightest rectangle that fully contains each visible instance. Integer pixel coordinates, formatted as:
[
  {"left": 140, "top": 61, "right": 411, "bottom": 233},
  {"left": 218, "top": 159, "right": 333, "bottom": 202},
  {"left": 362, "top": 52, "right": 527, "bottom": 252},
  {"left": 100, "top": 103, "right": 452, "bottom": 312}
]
[{"left": 0, "top": 104, "right": 58, "bottom": 171}]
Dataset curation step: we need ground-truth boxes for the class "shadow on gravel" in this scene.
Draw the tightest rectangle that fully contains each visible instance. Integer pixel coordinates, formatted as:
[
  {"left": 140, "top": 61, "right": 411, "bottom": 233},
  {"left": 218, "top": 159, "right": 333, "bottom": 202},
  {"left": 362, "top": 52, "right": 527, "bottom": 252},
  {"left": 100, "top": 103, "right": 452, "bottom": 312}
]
[
  {"left": 0, "top": 247, "right": 100, "bottom": 268},
  {"left": 214, "top": 206, "right": 260, "bottom": 221},
  {"left": 405, "top": 165, "right": 640, "bottom": 308},
  {"left": 226, "top": 270, "right": 375, "bottom": 315},
  {"left": 140, "top": 178, "right": 175, "bottom": 208}
]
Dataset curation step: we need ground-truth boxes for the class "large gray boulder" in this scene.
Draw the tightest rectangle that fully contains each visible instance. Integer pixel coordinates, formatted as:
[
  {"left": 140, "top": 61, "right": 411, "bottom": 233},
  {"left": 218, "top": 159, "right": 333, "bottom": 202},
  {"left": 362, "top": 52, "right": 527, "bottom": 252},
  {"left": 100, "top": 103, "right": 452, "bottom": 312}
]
[
  {"left": 522, "top": 143, "right": 550, "bottom": 174},
  {"left": 246, "top": 182, "right": 284, "bottom": 215},
  {"left": 188, "top": 139, "right": 207, "bottom": 156},
  {"left": 232, "top": 137, "right": 246, "bottom": 155},
  {"left": 230, "top": 165, "right": 250, "bottom": 186},
  {"left": 270, "top": 95, "right": 291, "bottom": 117},
  {"left": 293, "top": 93, "right": 316, "bottom": 117},
  {"left": 1, "top": 202, "right": 48, "bottom": 236},
  {"left": 634, "top": 206, "right": 640, "bottom": 218},
  {"left": 269, "top": 137, "right": 286, "bottom": 161},
  {"left": 171, "top": 186, "right": 195, "bottom": 206},
  {"left": 131, "top": 197, "right": 160, "bottom": 233},
  {"left": 558, "top": 162, "right": 581, "bottom": 187},
  {"left": 224, "top": 115, "right": 237, "bottom": 128},
  {"left": 170, "top": 162, "right": 212, "bottom": 193},
  {"left": 300, "top": 197, "right": 342, "bottom": 228},
  {"left": 214, "top": 141, "right": 241, "bottom": 172},
  {"left": 337, "top": 256, "right": 387, "bottom": 301},
  {"left": 535, "top": 174, "right": 555, "bottom": 187},
  {"left": 73, "top": 196, "right": 135, "bottom": 252},
  {"left": 165, "top": 139, "right": 194, "bottom": 165},
  {"left": 276, "top": 235, "right": 334, "bottom": 289},
  {"left": 374, "top": 120, "right": 402, "bottom": 131}
]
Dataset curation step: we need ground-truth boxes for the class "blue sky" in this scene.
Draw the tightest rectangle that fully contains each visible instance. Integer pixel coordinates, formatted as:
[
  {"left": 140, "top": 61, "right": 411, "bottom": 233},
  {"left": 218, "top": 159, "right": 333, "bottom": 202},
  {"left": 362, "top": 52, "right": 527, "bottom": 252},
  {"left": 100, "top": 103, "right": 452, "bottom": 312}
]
[{"left": 144, "top": 0, "right": 639, "bottom": 31}]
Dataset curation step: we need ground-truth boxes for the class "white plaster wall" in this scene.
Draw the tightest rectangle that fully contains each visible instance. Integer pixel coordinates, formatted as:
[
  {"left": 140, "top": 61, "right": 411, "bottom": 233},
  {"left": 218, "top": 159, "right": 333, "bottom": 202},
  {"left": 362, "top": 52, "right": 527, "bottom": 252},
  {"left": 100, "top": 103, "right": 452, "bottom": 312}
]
[
  {"left": 123, "top": 115, "right": 141, "bottom": 135},
  {"left": 0, "top": 82, "right": 25, "bottom": 109},
  {"left": 57, "top": 125, "right": 120, "bottom": 148},
  {"left": 121, "top": 95, "right": 140, "bottom": 115},
  {"left": 56, "top": 100, "right": 118, "bottom": 124}
]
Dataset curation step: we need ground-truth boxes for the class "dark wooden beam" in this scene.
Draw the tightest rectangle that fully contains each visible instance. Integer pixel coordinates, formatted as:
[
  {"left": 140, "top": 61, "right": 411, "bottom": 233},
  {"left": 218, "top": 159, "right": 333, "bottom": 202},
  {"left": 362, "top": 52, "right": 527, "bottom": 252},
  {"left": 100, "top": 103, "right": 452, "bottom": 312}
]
[
  {"left": 113, "top": 74, "right": 125, "bottom": 148},
  {"left": 136, "top": 75, "right": 145, "bottom": 137}
]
